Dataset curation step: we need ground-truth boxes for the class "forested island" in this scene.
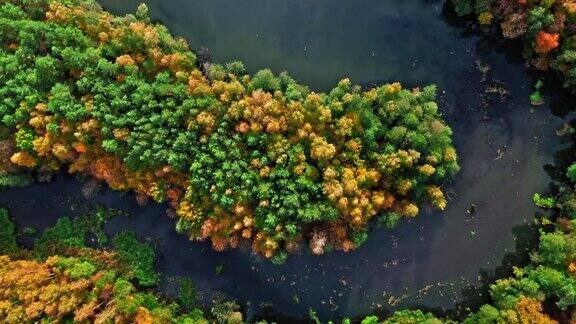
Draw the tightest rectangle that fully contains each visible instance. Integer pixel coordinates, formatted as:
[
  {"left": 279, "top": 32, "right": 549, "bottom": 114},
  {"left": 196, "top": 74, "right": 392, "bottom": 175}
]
[{"left": 0, "top": 0, "right": 458, "bottom": 260}]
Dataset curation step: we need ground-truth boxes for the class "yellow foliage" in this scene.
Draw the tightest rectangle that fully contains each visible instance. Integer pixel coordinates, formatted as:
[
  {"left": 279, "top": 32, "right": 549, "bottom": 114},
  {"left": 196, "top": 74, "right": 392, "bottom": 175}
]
[
  {"left": 176, "top": 200, "right": 199, "bottom": 221},
  {"left": 310, "top": 136, "right": 336, "bottom": 161},
  {"left": 10, "top": 151, "right": 37, "bottom": 168},
  {"left": 501, "top": 297, "right": 558, "bottom": 324},
  {"left": 384, "top": 82, "right": 402, "bottom": 94},
  {"left": 419, "top": 164, "right": 436, "bottom": 176},
  {"left": 568, "top": 262, "right": 576, "bottom": 274},
  {"left": 32, "top": 135, "right": 52, "bottom": 157},
  {"left": 444, "top": 147, "right": 457, "bottom": 162},
  {"left": 134, "top": 307, "right": 154, "bottom": 324},
  {"left": 196, "top": 111, "right": 216, "bottom": 133},
  {"left": 478, "top": 12, "right": 493, "bottom": 25},
  {"left": 400, "top": 201, "right": 419, "bottom": 217},
  {"left": 397, "top": 179, "right": 413, "bottom": 195},
  {"left": 427, "top": 186, "right": 447, "bottom": 210},
  {"left": 336, "top": 114, "right": 357, "bottom": 137}
]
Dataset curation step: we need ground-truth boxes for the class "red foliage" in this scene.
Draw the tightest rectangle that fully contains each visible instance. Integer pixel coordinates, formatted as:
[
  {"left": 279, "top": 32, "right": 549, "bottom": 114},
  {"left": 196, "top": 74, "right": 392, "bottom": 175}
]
[{"left": 535, "top": 31, "right": 560, "bottom": 54}]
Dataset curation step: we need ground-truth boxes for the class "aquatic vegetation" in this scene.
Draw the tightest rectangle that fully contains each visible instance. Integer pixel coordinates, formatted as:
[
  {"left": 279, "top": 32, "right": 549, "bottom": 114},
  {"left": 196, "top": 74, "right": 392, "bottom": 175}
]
[
  {"left": 112, "top": 231, "right": 159, "bottom": 287},
  {"left": 34, "top": 206, "right": 114, "bottom": 256},
  {"left": 450, "top": 0, "right": 576, "bottom": 92},
  {"left": 0, "top": 0, "right": 459, "bottom": 258},
  {"left": 533, "top": 192, "right": 556, "bottom": 208},
  {"left": 530, "top": 80, "right": 545, "bottom": 105},
  {"left": 178, "top": 277, "right": 196, "bottom": 311}
]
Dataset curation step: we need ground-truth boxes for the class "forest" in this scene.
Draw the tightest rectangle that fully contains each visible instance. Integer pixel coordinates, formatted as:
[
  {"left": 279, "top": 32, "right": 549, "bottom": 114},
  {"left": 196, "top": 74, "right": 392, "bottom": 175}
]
[
  {"left": 0, "top": 207, "right": 246, "bottom": 323},
  {"left": 0, "top": 0, "right": 459, "bottom": 261},
  {"left": 2, "top": 200, "right": 576, "bottom": 322},
  {"left": 4, "top": 0, "right": 576, "bottom": 323}
]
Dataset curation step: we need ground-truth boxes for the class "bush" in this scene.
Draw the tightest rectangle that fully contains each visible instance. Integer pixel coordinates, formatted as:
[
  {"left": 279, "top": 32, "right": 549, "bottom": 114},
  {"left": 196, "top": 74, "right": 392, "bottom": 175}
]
[{"left": 112, "top": 231, "right": 159, "bottom": 286}]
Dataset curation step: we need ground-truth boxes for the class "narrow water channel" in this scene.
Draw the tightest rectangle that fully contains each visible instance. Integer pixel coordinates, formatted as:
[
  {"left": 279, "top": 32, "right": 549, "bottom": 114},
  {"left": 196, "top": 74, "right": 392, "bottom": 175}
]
[{"left": 0, "top": 0, "right": 570, "bottom": 319}]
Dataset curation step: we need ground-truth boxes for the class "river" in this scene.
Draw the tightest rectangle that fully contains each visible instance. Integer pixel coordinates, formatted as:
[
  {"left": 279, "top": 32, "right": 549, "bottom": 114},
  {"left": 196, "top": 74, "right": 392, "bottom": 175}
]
[{"left": 0, "top": 0, "right": 570, "bottom": 320}]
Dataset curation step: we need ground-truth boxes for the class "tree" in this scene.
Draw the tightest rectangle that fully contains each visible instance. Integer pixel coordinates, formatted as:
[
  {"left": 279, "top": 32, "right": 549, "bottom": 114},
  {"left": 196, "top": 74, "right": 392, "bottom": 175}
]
[
  {"left": 532, "top": 231, "right": 567, "bottom": 268},
  {"left": 0, "top": 208, "right": 17, "bottom": 254},
  {"left": 112, "top": 231, "right": 159, "bottom": 286}
]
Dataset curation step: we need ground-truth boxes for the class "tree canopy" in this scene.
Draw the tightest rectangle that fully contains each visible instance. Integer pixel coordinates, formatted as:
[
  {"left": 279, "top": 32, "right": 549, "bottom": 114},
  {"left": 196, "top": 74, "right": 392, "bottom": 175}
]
[{"left": 0, "top": 0, "right": 459, "bottom": 258}]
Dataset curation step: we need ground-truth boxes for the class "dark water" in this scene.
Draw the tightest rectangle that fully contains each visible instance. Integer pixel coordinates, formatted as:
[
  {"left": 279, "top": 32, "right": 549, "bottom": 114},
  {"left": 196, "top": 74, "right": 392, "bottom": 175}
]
[{"left": 1, "top": 0, "right": 571, "bottom": 320}]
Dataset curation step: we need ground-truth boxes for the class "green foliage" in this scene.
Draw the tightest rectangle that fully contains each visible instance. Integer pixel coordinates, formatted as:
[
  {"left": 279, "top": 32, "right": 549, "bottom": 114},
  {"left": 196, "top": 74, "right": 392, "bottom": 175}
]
[
  {"left": 463, "top": 304, "right": 500, "bottom": 324},
  {"left": 34, "top": 207, "right": 113, "bottom": 256},
  {"left": 567, "top": 163, "right": 576, "bottom": 182},
  {"left": 0, "top": 208, "right": 17, "bottom": 254},
  {"left": 135, "top": 3, "right": 150, "bottom": 22},
  {"left": 527, "top": 265, "right": 566, "bottom": 295},
  {"left": 178, "top": 277, "right": 196, "bottom": 310},
  {"left": 112, "top": 231, "right": 159, "bottom": 286},
  {"left": 22, "top": 226, "right": 37, "bottom": 236},
  {"left": 533, "top": 193, "right": 556, "bottom": 209},
  {"left": 249, "top": 69, "right": 280, "bottom": 92},
  {"left": 379, "top": 212, "right": 401, "bottom": 229},
  {"left": 0, "top": 173, "right": 30, "bottom": 188},
  {"left": 206, "top": 64, "right": 227, "bottom": 81},
  {"left": 490, "top": 276, "right": 541, "bottom": 309},
  {"left": 450, "top": 0, "right": 475, "bottom": 16},
  {"left": 210, "top": 300, "right": 242, "bottom": 324},
  {"left": 530, "top": 80, "right": 544, "bottom": 105},
  {"left": 225, "top": 61, "right": 246, "bottom": 76},
  {"left": 532, "top": 231, "right": 567, "bottom": 268},
  {"left": 214, "top": 263, "right": 224, "bottom": 275},
  {"left": 95, "top": 270, "right": 117, "bottom": 289},
  {"left": 360, "top": 315, "right": 379, "bottom": 324},
  {"left": 57, "top": 257, "right": 97, "bottom": 279},
  {"left": 383, "top": 310, "right": 444, "bottom": 323},
  {"left": 483, "top": 224, "right": 576, "bottom": 313},
  {"left": 15, "top": 128, "right": 34, "bottom": 151},
  {"left": 350, "top": 230, "right": 369, "bottom": 248},
  {"left": 271, "top": 250, "right": 288, "bottom": 265},
  {"left": 309, "top": 308, "right": 321, "bottom": 324},
  {"left": 35, "top": 217, "right": 86, "bottom": 254},
  {"left": 527, "top": 7, "right": 554, "bottom": 37}
]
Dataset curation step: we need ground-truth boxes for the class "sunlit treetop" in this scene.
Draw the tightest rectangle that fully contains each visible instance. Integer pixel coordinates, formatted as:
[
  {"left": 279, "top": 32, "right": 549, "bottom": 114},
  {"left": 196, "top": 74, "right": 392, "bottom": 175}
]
[{"left": 0, "top": 0, "right": 459, "bottom": 259}]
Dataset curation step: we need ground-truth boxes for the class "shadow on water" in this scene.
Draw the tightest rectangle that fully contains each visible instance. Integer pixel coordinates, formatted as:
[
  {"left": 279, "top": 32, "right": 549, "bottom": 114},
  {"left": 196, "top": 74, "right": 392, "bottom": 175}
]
[{"left": 1, "top": 0, "right": 574, "bottom": 320}]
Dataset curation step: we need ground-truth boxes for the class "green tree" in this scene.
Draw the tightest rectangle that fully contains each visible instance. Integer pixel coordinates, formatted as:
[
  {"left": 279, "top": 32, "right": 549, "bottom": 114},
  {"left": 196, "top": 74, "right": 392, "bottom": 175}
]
[{"left": 112, "top": 231, "right": 159, "bottom": 286}]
